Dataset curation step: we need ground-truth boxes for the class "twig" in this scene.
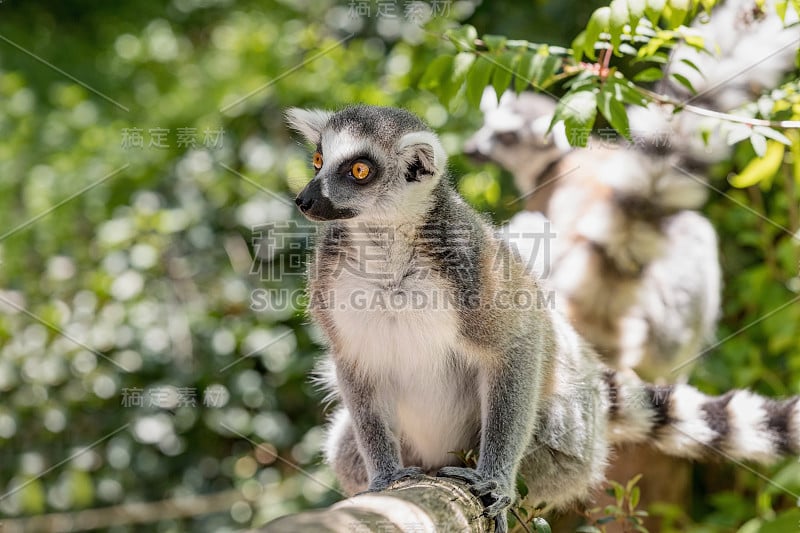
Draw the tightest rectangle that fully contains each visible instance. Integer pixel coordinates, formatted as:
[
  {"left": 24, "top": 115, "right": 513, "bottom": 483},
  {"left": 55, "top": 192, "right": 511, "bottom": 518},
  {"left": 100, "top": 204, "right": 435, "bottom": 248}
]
[
  {"left": 636, "top": 86, "right": 800, "bottom": 129},
  {"left": 509, "top": 506, "right": 534, "bottom": 533}
]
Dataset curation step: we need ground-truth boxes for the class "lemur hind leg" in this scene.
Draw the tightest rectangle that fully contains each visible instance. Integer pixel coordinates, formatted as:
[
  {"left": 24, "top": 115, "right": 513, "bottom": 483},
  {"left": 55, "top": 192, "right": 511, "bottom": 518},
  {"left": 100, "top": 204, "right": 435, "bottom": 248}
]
[
  {"left": 325, "top": 408, "right": 425, "bottom": 495},
  {"left": 324, "top": 408, "right": 369, "bottom": 495}
]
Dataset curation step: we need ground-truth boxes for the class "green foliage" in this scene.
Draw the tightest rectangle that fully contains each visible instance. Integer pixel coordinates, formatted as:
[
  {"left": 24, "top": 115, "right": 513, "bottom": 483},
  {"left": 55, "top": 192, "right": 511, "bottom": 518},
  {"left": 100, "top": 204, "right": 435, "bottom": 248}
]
[{"left": 577, "top": 475, "right": 650, "bottom": 533}]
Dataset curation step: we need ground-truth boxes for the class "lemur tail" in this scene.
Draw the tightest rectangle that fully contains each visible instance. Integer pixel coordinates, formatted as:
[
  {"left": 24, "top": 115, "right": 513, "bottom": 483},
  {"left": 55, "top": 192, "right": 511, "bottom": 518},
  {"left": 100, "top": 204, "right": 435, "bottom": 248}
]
[{"left": 604, "top": 369, "right": 800, "bottom": 463}]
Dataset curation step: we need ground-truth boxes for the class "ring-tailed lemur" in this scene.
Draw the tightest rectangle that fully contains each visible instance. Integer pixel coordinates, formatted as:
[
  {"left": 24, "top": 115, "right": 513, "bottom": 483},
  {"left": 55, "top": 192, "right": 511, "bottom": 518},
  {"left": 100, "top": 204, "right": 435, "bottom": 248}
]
[
  {"left": 465, "top": 0, "right": 799, "bottom": 382},
  {"left": 287, "top": 104, "right": 800, "bottom": 533}
]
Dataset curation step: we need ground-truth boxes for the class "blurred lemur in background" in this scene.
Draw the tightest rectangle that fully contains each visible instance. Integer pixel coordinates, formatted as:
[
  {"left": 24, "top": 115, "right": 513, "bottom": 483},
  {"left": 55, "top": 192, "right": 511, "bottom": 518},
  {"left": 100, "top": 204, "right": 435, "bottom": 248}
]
[
  {"left": 466, "top": 0, "right": 799, "bottom": 385},
  {"left": 463, "top": 0, "right": 799, "bottom": 527}
]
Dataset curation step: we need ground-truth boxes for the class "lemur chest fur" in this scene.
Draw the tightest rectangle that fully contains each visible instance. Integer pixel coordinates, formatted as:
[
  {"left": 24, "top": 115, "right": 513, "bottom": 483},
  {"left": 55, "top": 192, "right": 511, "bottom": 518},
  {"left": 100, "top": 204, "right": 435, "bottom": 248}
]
[{"left": 317, "top": 224, "right": 481, "bottom": 466}]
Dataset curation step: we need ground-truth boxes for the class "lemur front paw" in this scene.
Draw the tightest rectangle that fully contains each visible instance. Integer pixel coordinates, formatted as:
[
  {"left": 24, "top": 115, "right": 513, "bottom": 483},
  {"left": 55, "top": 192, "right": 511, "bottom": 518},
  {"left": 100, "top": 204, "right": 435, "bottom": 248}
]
[
  {"left": 436, "top": 466, "right": 512, "bottom": 533},
  {"left": 365, "top": 466, "right": 426, "bottom": 492}
]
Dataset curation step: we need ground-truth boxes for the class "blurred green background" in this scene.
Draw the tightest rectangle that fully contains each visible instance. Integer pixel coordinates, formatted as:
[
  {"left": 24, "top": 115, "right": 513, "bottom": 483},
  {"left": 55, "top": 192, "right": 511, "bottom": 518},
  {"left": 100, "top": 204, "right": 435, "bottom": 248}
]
[{"left": 0, "top": 0, "right": 798, "bottom": 531}]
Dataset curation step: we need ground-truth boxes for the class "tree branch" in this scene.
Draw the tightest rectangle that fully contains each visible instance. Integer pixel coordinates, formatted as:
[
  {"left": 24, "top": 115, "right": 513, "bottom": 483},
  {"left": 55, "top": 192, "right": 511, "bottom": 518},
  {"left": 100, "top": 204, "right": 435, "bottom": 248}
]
[
  {"left": 259, "top": 475, "right": 494, "bottom": 533},
  {"left": 636, "top": 86, "right": 800, "bottom": 129}
]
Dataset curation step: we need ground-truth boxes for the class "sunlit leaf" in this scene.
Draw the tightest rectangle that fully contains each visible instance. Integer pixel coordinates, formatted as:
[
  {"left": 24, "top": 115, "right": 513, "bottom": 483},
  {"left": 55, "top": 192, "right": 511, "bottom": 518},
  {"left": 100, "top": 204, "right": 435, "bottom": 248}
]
[
  {"left": 584, "top": 7, "right": 612, "bottom": 60},
  {"left": 532, "top": 517, "right": 553, "bottom": 533},
  {"left": 446, "top": 25, "right": 478, "bottom": 52},
  {"left": 729, "top": 140, "right": 784, "bottom": 187},
  {"left": 610, "top": 0, "right": 629, "bottom": 51},
  {"left": 598, "top": 81, "right": 632, "bottom": 139},
  {"left": 633, "top": 67, "right": 664, "bottom": 82},
  {"left": 667, "top": 0, "right": 690, "bottom": 28},
  {"left": 553, "top": 89, "right": 597, "bottom": 147},
  {"left": 645, "top": 0, "right": 667, "bottom": 24}
]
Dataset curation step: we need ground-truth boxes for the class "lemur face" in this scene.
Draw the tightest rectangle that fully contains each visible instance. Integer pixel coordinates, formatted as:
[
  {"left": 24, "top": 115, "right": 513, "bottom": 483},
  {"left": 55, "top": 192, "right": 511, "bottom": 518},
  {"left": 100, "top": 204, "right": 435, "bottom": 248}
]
[
  {"left": 287, "top": 105, "right": 447, "bottom": 222},
  {"left": 463, "top": 89, "right": 570, "bottom": 175}
]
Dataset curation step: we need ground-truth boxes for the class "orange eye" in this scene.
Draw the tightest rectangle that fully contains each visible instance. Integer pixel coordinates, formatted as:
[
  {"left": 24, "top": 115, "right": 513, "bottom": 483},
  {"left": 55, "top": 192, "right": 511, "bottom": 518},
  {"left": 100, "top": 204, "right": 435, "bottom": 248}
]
[
  {"left": 312, "top": 152, "right": 323, "bottom": 170},
  {"left": 351, "top": 161, "right": 371, "bottom": 180}
]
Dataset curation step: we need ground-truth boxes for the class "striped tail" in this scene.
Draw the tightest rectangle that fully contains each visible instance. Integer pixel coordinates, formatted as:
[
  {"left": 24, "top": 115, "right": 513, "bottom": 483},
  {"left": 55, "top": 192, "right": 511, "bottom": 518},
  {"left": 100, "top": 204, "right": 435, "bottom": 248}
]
[{"left": 603, "top": 369, "right": 800, "bottom": 463}]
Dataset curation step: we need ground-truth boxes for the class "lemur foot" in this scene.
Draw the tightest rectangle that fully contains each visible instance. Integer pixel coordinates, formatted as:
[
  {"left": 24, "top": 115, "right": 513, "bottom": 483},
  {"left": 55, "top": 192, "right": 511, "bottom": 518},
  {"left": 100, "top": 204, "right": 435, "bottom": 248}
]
[
  {"left": 364, "top": 466, "right": 426, "bottom": 492},
  {"left": 436, "top": 466, "right": 512, "bottom": 533}
]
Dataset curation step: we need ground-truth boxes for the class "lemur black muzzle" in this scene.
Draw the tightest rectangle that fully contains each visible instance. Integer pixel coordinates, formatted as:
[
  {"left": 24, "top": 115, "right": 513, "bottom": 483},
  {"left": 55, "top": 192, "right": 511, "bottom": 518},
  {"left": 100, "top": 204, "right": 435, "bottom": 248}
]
[{"left": 295, "top": 178, "right": 357, "bottom": 221}]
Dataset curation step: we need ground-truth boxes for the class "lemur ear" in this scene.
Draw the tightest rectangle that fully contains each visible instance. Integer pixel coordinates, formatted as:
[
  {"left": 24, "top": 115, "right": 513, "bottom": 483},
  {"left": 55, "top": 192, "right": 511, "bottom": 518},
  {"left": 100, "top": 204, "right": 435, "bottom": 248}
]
[
  {"left": 285, "top": 108, "right": 332, "bottom": 144},
  {"left": 397, "top": 131, "right": 448, "bottom": 182}
]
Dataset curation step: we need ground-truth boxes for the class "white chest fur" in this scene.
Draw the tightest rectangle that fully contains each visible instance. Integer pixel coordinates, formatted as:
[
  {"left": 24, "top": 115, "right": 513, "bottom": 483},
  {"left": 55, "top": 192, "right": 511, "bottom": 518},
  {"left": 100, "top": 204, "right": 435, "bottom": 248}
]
[{"left": 325, "top": 227, "right": 481, "bottom": 467}]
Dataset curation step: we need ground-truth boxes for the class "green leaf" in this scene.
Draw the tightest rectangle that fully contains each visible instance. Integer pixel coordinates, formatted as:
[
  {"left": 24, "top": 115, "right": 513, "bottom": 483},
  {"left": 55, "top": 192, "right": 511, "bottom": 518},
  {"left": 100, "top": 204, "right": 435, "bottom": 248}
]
[
  {"left": 729, "top": 140, "right": 785, "bottom": 188},
  {"left": 633, "top": 67, "right": 664, "bottom": 82},
  {"left": 69, "top": 470, "right": 95, "bottom": 508},
  {"left": 645, "top": 0, "right": 667, "bottom": 25},
  {"left": 20, "top": 478, "right": 46, "bottom": 514},
  {"left": 776, "top": 0, "right": 788, "bottom": 21},
  {"left": 514, "top": 51, "right": 536, "bottom": 92},
  {"left": 465, "top": 55, "right": 494, "bottom": 109},
  {"left": 532, "top": 517, "right": 552, "bottom": 533},
  {"left": 419, "top": 55, "right": 455, "bottom": 100},
  {"left": 610, "top": 74, "right": 648, "bottom": 106},
  {"left": 630, "top": 486, "right": 641, "bottom": 509},
  {"left": 571, "top": 30, "right": 588, "bottom": 62},
  {"left": 671, "top": 73, "right": 697, "bottom": 94},
  {"left": 667, "top": 0, "right": 690, "bottom": 28},
  {"left": 680, "top": 58, "right": 704, "bottom": 75},
  {"left": 584, "top": 7, "right": 612, "bottom": 60},
  {"left": 609, "top": 0, "right": 629, "bottom": 51},
  {"left": 483, "top": 34, "right": 507, "bottom": 52},
  {"left": 683, "top": 33, "right": 705, "bottom": 50},
  {"left": 554, "top": 89, "right": 598, "bottom": 147},
  {"left": 625, "top": 473, "right": 643, "bottom": 493},
  {"left": 790, "top": 130, "right": 800, "bottom": 186},
  {"left": 637, "top": 30, "right": 673, "bottom": 60},
  {"left": 440, "top": 52, "right": 475, "bottom": 107},
  {"left": 757, "top": 508, "right": 800, "bottom": 533},
  {"left": 445, "top": 25, "right": 478, "bottom": 52},
  {"left": 628, "top": 0, "right": 646, "bottom": 31},
  {"left": 534, "top": 54, "right": 561, "bottom": 88},
  {"left": 792, "top": 0, "right": 800, "bottom": 20},
  {"left": 516, "top": 473, "right": 529, "bottom": 498},
  {"left": 598, "top": 82, "right": 631, "bottom": 140},
  {"left": 491, "top": 50, "right": 516, "bottom": 97},
  {"left": 699, "top": 0, "right": 715, "bottom": 11}
]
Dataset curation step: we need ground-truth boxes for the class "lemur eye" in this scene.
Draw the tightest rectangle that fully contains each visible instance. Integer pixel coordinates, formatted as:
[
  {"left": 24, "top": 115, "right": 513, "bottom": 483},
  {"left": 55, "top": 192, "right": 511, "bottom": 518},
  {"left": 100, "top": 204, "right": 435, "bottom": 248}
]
[
  {"left": 351, "top": 161, "right": 371, "bottom": 180},
  {"left": 313, "top": 152, "right": 323, "bottom": 170},
  {"left": 496, "top": 131, "right": 520, "bottom": 145}
]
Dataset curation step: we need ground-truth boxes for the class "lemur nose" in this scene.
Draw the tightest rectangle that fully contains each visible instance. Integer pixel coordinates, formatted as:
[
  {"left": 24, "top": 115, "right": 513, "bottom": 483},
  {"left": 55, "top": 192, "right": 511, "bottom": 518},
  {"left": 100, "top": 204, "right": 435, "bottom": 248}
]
[{"left": 295, "top": 194, "right": 314, "bottom": 212}]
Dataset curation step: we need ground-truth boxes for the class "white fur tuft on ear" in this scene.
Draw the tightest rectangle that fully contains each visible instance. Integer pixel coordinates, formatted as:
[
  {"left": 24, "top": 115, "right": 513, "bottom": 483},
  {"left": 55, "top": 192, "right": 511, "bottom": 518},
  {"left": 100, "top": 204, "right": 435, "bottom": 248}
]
[
  {"left": 397, "top": 131, "right": 448, "bottom": 176},
  {"left": 285, "top": 108, "right": 333, "bottom": 144}
]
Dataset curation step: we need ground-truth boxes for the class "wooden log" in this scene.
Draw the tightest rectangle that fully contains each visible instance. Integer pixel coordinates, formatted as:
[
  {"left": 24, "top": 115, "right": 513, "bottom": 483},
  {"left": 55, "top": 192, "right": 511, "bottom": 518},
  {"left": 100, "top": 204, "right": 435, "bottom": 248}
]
[{"left": 260, "top": 475, "right": 494, "bottom": 533}]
